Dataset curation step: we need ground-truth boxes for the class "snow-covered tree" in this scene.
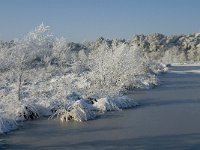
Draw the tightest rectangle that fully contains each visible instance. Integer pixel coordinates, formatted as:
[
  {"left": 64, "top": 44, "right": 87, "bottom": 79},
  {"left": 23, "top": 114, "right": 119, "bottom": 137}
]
[{"left": 83, "top": 40, "right": 146, "bottom": 98}]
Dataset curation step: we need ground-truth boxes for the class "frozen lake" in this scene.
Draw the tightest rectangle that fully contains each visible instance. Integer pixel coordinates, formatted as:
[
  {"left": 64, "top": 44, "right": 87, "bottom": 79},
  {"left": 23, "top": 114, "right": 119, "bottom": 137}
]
[{"left": 1, "top": 65, "right": 200, "bottom": 149}]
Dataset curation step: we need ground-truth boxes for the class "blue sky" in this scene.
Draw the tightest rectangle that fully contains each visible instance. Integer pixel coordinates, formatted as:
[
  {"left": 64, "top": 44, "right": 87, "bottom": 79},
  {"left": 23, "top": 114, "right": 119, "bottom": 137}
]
[{"left": 0, "top": 0, "right": 200, "bottom": 42}]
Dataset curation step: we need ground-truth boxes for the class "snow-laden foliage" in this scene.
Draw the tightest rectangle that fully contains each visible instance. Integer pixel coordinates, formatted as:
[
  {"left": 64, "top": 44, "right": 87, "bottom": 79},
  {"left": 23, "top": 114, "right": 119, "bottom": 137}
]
[
  {"left": 148, "top": 63, "right": 168, "bottom": 74},
  {"left": 0, "top": 24, "right": 169, "bottom": 133},
  {"left": 92, "top": 96, "right": 138, "bottom": 112},
  {"left": 72, "top": 38, "right": 162, "bottom": 98},
  {"left": 85, "top": 42, "right": 145, "bottom": 97},
  {"left": 17, "top": 104, "right": 39, "bottom": 120},
  {"left": 49, "top": 95, "right": 138, "bottom": 122},
  {"left": 132, "top": 33, "right": 200, "bottom": 64},
  {"left": 0, "top": 24, "right": 53, "bottom": 73},
  {"left": 50, "top": 99, "right": 96, "bottom": 122}
]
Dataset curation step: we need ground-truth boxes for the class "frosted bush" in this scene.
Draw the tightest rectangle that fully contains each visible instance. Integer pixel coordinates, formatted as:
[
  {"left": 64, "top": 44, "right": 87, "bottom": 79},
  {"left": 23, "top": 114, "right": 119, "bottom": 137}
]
[
  {"left": 17, "top": 103, "right": 39, "bottom": 121},
  {"left": 51, "top": 100, "right": 96, "bottom": 122},
  {"left": 148, "top": 62, "right": 168, "bottom": 74},
  {"left": 92, "top": 97, "right": 121, "bottom": 112},
  {"left": 114, "top": 96, "right": 139, "bottom": 108},
  {"left": 93, "top": 96, "right": 138, "bottom": 112},
  {"left": 83, "top": 41, "right": 149, "bottom": 98}
]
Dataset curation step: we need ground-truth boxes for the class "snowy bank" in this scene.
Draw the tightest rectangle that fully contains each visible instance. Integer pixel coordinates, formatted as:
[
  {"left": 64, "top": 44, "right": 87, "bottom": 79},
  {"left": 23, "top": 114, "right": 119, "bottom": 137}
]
[{"left": 0, "top": 24, "right": 168, "bottom": 134}]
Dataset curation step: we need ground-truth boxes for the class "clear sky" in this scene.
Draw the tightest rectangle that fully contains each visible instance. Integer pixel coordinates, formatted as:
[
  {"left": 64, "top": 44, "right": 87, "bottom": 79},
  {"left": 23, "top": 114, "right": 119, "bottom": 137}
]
[{"left": 0, "top": 0, "right": 200, "bottom": 42}]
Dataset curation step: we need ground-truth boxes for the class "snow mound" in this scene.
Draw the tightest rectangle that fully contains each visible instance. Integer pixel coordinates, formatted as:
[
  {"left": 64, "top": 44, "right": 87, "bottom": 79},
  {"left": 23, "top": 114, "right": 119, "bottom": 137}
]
[
  {"left": 92, "top": 97, "right": 120, "bottom": 112},
  {"left": 149, "top": 63, "right": 168, "bottom": 74},
  {"left": 93, "top": 96, "right": 138, "bottom": 112},
  {"left": 51, "top": 100, "right": 96, "bottom": 122},
  {"left": 51, "top": 96, "right": 138, "bottom": 122}
]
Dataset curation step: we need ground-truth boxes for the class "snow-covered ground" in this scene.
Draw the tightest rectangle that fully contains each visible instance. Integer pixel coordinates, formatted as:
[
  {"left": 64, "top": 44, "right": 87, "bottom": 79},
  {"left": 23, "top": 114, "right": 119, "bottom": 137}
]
[{"left": 1, "top": 65, "right": 200, "bottom": 149}]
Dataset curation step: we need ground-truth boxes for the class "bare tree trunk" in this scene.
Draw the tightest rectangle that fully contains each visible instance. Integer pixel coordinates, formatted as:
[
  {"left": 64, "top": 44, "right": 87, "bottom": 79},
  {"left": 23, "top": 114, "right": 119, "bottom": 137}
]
[{"left": 17, "top": 66, "right": 23, "bottom": 101}]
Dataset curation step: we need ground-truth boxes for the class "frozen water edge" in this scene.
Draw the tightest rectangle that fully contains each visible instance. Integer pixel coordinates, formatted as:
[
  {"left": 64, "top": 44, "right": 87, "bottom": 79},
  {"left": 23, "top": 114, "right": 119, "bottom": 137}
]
[
  {"left": 49, "top": 97, "right": 139, "bottom": 123},
  {"left": 0, "top": 117, "right": 18, "bottom": 134},
  {"left": 0, "top": 96, "right": 139, "bottom": 134},
  {"left": 171, "top": 63, "right": 200, "bottom": 67},
  {"left": 2, "top": 65, "right": 200, "bottom": 149},
  {"left": 169, "top": 63, "right": 200, "bottom": 74},
  {"left": 169, "top": 70, "right": 200, "bottom": 74}
]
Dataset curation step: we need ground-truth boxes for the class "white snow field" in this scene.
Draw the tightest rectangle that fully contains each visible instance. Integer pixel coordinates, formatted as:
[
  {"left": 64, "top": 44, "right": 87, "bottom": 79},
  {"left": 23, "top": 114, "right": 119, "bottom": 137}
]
[
  {"left": 0, "top": 24, "right": 167, "bottom": 134},
  {"left": 1, "top": 65, "right": 200, "bottom": 149}
]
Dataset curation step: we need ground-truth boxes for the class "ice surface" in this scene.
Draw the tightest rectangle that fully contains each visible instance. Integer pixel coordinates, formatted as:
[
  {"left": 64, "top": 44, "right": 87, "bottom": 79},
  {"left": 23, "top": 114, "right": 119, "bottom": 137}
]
[{"left": 0, "top": 117, "right": 17, "bottom": 134}]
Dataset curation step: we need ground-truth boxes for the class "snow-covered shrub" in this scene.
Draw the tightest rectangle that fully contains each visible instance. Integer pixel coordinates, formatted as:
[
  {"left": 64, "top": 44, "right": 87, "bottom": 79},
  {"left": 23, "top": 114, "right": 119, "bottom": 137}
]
[
  {"left": 92, "top": 97, "right": 121, "bottom": 112},
  {"left": 188, "top": 47, "right": 200, "bottom": 62},
  {"left": 148, "top": 62, "right": 168, "bottom": 74},
  {"left": 82, "top": 40, "right": 148, "bottom": 98},
  {"left": 52, "top": 37, "right": 70, "bottom": 72},
  {"left": 23, "top": 23, "right": 53, "bottom": 65},
  {"left": 17, "top": 104, "right": 39, "bottom": 121},
  {"left": 131, "top": 33, "right": 200, "bottom": 64},
  {"left": 50, "top": 100, "right": 96, "bottom": 122},
  {"left": 162, "top": 47, "right": 187, "bottom": 64},
  {"left": 92, "top": 96, "right": 138, "bottom": 112},
  {"left": 1, "top": 23, "right": 54, "bottom": 72}
]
